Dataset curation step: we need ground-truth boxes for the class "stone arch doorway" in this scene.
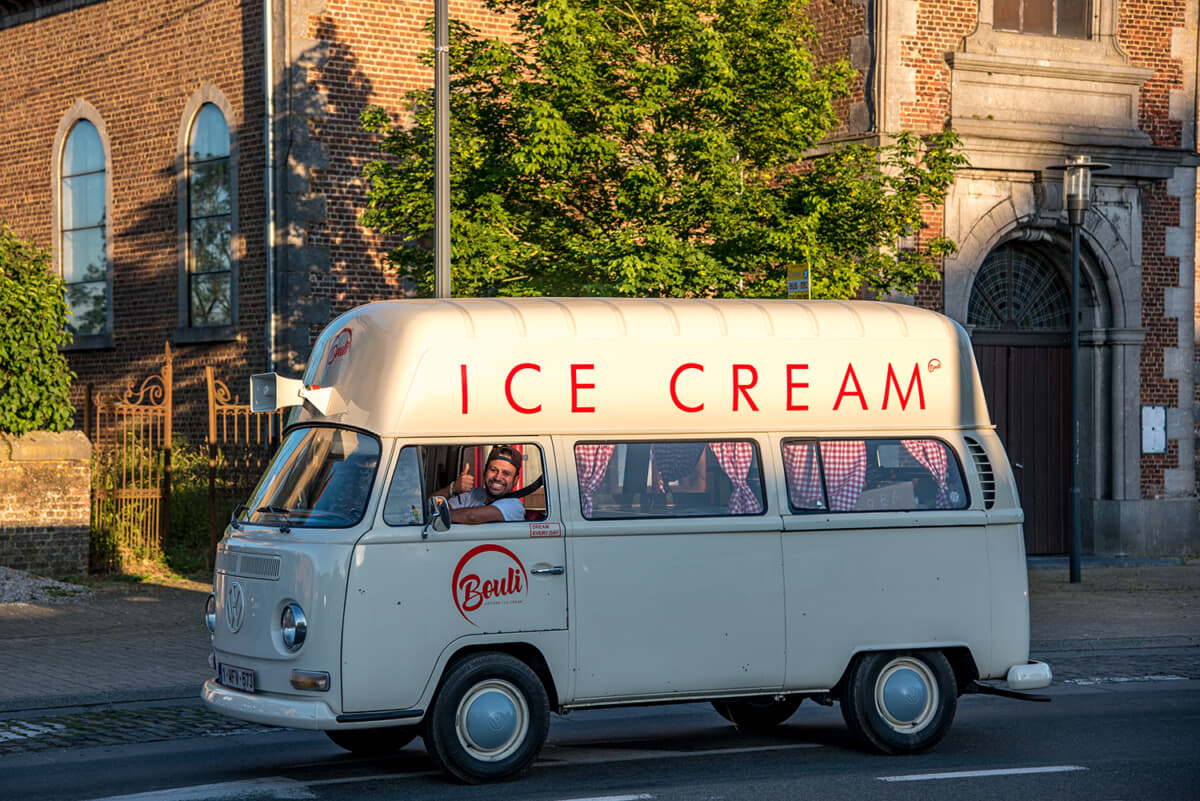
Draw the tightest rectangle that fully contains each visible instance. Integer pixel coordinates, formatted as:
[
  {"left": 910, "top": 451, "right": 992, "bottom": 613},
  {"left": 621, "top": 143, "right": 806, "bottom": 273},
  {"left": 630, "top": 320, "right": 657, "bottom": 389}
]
[{"left": 968, "top": 242, "right": 1071, "bottom": 555}]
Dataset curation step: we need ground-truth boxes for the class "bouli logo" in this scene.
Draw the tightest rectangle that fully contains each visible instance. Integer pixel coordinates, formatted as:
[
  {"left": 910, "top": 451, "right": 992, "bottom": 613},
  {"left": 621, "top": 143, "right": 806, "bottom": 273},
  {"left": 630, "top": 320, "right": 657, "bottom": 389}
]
[
  {"left": 451, "top": 544, "right": 528, "bottom": 626},
  {"left": 326, "top": 327, "right": 352, "bottom": 366}
]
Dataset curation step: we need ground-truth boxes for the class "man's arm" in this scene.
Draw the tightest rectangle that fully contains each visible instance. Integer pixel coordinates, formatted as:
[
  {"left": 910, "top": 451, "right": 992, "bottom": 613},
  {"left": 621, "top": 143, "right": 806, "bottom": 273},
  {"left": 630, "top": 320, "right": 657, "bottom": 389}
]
[{"left": 449, "top": 504, "right": 505, "bottom": 525}]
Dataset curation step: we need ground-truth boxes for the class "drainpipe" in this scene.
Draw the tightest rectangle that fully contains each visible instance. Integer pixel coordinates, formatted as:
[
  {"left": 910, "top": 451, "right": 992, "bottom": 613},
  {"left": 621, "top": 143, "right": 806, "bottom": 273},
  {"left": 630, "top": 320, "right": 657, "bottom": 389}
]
[{"left": 264, "top": 0, "right": 277, "bottom": 372}]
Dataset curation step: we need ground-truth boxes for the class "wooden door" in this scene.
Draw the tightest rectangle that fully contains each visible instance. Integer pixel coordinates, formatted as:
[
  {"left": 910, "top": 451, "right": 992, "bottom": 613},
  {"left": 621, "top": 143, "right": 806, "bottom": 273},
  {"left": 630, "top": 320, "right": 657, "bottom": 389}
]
[{"left": 972, "top": 333, "right": 1069, "bottom": 555}]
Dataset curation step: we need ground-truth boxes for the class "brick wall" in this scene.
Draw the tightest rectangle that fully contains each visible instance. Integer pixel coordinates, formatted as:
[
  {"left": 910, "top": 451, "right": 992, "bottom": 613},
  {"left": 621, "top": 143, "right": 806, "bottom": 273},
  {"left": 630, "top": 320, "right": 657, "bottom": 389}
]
[
  {"left": 1119, "top": 0, "right": 1190, "bottom": 498},
  {"left": 807, "top": 0, "right": 868, "bottom": 137},
  {"left": 293, "top": 0, "right": 522, "bottom": 354},
  {"left": 0, "top": 432, "right": 91, "bottom": 578},
  {"left": 0, "top": 0, "right": 267, "bottom": 446}
]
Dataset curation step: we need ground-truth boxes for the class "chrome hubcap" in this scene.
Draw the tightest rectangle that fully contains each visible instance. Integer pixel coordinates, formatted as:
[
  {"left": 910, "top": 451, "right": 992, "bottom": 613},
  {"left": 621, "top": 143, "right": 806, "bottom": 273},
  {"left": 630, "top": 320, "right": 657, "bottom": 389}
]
[
  {"left": 875, "top": 657, "right": 938, "bottom": 733},
  {"left": 455, "top": 679, "right": 529, "bottom": 761}
]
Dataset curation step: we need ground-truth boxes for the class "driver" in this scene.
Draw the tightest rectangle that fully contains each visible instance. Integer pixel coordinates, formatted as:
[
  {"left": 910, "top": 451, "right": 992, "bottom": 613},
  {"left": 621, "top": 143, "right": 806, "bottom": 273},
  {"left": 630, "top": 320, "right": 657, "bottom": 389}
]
[{"left": 433, "top": 445, "right": 526, "bottom": 524}]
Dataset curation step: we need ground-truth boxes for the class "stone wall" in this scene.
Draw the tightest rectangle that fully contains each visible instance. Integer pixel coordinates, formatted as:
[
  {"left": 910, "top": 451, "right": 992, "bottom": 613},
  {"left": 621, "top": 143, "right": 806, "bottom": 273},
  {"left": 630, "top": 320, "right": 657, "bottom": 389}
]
[{"left": 0, "top": 432, "right": 91, "bottom": 579}]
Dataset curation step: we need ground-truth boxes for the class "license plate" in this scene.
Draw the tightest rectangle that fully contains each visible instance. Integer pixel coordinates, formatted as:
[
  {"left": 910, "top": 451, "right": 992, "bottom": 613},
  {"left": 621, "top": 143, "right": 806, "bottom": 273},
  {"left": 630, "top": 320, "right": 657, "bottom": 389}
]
[{"left": 219, "top": 663, "right": 256, "bottom": 693}]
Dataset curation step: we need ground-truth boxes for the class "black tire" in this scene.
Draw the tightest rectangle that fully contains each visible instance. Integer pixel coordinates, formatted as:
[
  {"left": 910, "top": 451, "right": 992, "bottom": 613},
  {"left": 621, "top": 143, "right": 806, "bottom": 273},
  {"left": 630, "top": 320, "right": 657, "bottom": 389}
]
[
  {"left": 712, "top": 696, "right": 802, "bottom": 729},
  {"left": 325, "top": 726, "right": 418, "bottom": 755},
  {"left": 423, "top": 652, "right": 550, "bottom": 783},
  {"left": 840, "top": 650, "right": 957, "bottom": 754}
]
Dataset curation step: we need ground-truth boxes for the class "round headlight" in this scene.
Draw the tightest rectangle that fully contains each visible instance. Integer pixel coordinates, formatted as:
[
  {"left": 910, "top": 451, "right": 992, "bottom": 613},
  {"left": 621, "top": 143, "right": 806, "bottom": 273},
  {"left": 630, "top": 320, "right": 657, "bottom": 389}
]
[
  {"left": 281, "top": 604, "right": 307, "bottom": 651},
  {"left": 205, "top": 594, "right": 216, "bottom": 634}
]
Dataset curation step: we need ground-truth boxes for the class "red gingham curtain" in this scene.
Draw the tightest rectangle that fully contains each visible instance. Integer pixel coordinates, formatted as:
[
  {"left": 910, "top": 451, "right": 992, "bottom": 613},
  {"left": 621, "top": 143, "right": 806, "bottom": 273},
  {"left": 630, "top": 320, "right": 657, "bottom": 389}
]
[
  {"left": 820, "top": 440, "right": 866, "bottom": 511},
  {"left": 902, "top": 439, "right": 951, "bottom": 508},
  {"left": 707, "top": 442, "right": 762, "bottom": 515},
  {"left": 575, "top": 444, "right": 615, "bottom": 518},
  {"left": 783, "top": 442, "right": 824, "bottom": 509}
]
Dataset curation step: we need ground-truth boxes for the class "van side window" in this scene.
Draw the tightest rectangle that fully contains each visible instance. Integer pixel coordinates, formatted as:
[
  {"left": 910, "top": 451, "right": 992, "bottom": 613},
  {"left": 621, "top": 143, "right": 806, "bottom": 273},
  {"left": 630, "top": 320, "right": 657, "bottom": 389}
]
[
  {"left": 575, "top": 440, "right": 765, "bottom": 519},
  {"left": 782, "top": 439, "right": 968, "bottom": 513},
  {"left": 382, "top": 446, "right": 425, "bottom": 525},
  {"left": 383, "top": 443, "right": 549, "bottom": 526}
]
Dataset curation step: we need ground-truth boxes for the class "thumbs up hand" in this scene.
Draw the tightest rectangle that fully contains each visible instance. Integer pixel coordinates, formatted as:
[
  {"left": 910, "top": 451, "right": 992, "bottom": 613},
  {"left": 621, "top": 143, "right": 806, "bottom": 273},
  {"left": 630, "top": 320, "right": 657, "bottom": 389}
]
[{"left": 453, "top": 462, "right": 475, "bottom": 494}]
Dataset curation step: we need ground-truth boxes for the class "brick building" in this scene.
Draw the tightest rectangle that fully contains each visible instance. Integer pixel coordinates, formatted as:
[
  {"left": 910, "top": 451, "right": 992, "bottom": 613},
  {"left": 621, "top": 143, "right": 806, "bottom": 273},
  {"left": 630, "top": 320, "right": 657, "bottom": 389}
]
[{"left": 0, "top": 0, "right": 1195, "bottom": 555}]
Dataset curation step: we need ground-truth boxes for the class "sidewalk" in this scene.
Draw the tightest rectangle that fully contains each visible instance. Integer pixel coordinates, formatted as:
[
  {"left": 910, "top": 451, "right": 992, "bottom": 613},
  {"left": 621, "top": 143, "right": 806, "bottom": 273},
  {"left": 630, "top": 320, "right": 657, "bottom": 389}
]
[
  {"left": 0, "top": 578, "right": 213, "bottom": 714},
  {"left": 0, "top": 560, "right": 1197, "bottom": 715}
]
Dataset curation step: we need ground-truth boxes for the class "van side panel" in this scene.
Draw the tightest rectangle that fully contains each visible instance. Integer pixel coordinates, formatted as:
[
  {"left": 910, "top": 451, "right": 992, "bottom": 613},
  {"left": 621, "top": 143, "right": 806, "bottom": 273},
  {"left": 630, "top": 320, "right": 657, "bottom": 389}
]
[
  {"left": 342, "top": 528, "right": 568, "bottom": 713},
  {"left": 780, "top": 521, "right": 993, "bottom": 689},
  {"left": 567, "top": 524, "right": 786, "bottom": 702}
]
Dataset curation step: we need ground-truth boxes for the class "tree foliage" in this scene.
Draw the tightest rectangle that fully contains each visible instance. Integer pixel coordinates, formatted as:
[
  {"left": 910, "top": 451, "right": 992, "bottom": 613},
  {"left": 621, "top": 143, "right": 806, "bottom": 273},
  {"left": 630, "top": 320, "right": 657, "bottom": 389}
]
[
  {"left": 0, "top": 226, "right": 76, "bottom": 434},
  {"left": 360, "top": 0, "right": 967, "bottom": 299}
]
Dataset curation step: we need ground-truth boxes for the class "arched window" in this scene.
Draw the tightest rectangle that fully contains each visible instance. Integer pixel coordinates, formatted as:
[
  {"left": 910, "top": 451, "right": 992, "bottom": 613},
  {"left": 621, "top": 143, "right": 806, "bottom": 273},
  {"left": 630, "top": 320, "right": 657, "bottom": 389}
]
[
  {"left": 967, "top": 244, "right": 1070, "bottom": 331},
  {"left": 186, "top": 103, "right": 232, "bottom": 328},
  {"left": 60, "top": 119, "right": 109, "bottom": 337}
]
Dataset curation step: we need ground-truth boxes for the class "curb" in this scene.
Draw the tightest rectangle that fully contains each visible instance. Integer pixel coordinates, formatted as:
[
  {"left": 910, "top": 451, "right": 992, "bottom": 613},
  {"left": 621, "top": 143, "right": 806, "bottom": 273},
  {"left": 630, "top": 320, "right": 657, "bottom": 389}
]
[
  {"left": 1031, "top": 636, "right": 1200, "bottom": 653},
  {"left": 0, "top": 684, "right": 202, "bottom": 715},
  {"left": 1026, "top": 556, "right": 1192, "bottom": 569}
]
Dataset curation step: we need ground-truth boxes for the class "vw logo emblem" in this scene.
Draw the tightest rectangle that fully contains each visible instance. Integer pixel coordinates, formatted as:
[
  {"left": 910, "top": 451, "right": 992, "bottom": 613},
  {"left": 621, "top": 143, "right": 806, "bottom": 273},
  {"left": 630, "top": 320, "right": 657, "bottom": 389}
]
[{"left": 225, "top": 581, "right": 246, "bottom": 634}]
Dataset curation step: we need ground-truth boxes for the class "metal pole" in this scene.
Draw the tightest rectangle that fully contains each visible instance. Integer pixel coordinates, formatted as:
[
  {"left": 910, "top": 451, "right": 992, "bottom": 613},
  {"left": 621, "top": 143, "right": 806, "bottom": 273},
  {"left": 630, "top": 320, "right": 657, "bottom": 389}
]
[
  {"left": 434, "top": 0, "right": 451, "bottom": 298},
  {"left": 1069, "top": 221, "right": 1082, "bottom": 583}
]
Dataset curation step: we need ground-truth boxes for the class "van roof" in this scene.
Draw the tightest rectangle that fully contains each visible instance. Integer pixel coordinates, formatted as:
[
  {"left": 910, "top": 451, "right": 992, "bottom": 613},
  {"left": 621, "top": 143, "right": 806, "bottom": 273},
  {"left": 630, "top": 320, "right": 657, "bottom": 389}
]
[{"left": 295, "top": 298, "right": 992, "bottom": 436}]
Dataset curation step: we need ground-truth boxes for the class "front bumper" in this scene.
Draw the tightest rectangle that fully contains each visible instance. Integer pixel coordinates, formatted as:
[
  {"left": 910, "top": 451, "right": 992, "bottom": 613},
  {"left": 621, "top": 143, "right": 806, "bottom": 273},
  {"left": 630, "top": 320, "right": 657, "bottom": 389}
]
[
  {"left": 1006, "top": 660, "right": 1052, "bottom": 690},
  {"left": 203, "top": 679, "right": 339, "bottom": 730}
]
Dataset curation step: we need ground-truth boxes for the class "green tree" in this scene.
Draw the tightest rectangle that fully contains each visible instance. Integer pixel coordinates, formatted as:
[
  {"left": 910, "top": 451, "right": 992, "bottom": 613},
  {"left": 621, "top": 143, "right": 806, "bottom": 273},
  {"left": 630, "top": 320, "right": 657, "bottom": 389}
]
[
  {"left": 360, "top": 0, "right": 967, "bottom": 299},
  {"left": 0, "top": 226, "right": 76, "bottom": 434}
]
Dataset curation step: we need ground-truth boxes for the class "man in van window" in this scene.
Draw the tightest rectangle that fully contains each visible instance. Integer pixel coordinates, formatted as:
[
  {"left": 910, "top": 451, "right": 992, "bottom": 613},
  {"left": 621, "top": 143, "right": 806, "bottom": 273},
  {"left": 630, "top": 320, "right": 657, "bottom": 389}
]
[{"left": 432, "top": 445, "right": 526, "bottom": 524}]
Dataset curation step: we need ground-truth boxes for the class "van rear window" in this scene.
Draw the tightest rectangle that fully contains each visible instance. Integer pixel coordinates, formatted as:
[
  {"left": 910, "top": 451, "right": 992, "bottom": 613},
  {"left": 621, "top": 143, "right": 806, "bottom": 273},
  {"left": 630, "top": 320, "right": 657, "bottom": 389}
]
[
  {"left": 575, "top": 441, "right": 765, "bottom": 520},
  {"left": 782, "top": 438, "right": 968, "bottom": 513}
]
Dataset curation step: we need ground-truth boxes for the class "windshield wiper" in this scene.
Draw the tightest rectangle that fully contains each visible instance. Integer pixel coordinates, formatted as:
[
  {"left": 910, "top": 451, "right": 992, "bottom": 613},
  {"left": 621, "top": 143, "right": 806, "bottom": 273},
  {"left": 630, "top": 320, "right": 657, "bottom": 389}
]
[{"left": 255, "top": 505, "right": 294, "bottom": 533}]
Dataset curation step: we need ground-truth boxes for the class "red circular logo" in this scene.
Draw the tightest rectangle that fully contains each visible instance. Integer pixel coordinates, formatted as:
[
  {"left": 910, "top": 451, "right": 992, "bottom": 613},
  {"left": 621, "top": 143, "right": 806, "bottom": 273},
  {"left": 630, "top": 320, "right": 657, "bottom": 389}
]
[
  {"left": 326, "top": 328, "right": 352, "bottom": 366},
  {"left": 451, "top": 544, "right": 528, "bottom": 626}
]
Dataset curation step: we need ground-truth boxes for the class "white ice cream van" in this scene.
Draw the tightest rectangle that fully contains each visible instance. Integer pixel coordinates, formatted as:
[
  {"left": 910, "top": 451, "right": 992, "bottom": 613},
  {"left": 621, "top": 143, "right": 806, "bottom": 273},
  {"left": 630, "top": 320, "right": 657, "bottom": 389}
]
[{"left": 202, "top": 297, "right": 1050, "bottom": 783}]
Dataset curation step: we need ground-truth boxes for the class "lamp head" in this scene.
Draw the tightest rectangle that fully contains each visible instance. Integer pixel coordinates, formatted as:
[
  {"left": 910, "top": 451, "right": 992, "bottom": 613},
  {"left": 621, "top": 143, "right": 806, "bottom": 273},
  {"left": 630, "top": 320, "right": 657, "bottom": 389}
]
[{"left": 1054, "top": 155, "right": 1110, "bottom": 226}]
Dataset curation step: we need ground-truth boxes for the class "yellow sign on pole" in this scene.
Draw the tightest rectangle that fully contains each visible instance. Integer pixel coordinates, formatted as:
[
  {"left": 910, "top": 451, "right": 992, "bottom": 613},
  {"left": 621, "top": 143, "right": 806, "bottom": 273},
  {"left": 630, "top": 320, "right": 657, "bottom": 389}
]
[{"left": 787, "top": 266, "right": 810, "bottom": 299}]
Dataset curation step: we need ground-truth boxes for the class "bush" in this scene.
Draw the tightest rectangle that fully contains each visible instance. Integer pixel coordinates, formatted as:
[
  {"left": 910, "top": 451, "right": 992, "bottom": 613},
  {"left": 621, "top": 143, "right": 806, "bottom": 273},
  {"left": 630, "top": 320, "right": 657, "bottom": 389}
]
[
  {"left": 167, "top": 436, "right": 214, "bottom": 575},
  {"left": 0, "top": 226, "right": 75, "bottom": 434}
]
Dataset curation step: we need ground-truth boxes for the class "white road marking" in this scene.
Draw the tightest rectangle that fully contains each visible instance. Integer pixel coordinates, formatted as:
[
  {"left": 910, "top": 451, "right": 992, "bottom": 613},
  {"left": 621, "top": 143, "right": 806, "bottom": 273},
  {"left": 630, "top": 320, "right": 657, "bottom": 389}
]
[
  {"left": 81, "top": 777, "right": 316, "bottom": 801},
  {"left": 878, "top": 765, "right": 1087, "bottom": 782},
  {"left": 81, "top": 741, "right": 818, "bottom": 799},
  {"left": 1063, "top": 674, "right": 1187, "bottom": 686}
]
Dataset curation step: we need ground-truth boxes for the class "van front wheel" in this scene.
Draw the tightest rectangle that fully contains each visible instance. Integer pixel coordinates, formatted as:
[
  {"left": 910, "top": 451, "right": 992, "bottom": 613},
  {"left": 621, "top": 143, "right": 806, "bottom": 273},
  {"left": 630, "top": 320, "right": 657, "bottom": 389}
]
[
  {"left": 424, "top": 652, "right": 550, "bottom": 783},
  {"left": 840, "top": 650, "right": 957, "bottom": 754}
]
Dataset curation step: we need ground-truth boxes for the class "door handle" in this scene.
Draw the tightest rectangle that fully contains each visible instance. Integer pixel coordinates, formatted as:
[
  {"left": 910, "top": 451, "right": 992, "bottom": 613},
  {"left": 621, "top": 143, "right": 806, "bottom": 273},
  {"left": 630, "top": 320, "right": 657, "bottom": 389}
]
[{"left": 530, "top": 566, "right": 564, "bottom": 575}]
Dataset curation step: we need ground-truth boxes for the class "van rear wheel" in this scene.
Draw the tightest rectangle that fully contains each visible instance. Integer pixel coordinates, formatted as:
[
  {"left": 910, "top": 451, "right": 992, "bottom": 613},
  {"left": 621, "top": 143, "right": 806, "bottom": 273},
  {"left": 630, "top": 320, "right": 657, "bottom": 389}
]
[
  {"left": 712, "top": 696, "right": 802, "bottom": 729},
  {"left": 840, "top": 650, "right": 957, "bottom": 754},
  {"left": 424, "top": 652, "right": 550, "bottom": 783},
  {"left": 325, "top": 726, "right": 417, "bottom": 755}
]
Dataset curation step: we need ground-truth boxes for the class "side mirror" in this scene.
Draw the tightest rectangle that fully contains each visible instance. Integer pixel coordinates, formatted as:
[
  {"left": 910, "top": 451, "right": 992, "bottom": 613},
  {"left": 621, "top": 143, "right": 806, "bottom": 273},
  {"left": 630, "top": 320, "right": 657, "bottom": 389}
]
[{"left": 426, "top": 496, "right": 451, "bottom": 535}]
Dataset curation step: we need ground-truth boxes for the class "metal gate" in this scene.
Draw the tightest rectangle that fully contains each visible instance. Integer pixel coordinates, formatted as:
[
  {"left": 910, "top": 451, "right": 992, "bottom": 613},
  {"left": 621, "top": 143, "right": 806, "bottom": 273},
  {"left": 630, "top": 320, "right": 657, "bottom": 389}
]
[
  {"left": 973, "top": 333, "right": 1070, "bottom": 555},
  {"left": 206, "top": 366, "right": 286, "bottom": 559},
  {"left": 87, "top": 344, "right": 173, "bottom": 569}
]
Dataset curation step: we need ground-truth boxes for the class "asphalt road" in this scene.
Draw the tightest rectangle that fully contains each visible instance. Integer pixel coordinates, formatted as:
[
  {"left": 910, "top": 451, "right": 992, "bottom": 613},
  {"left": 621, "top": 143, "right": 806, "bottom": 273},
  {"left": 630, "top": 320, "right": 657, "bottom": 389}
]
[{"left": 1, "top": 679, "right": 1197, "bottom": 801}]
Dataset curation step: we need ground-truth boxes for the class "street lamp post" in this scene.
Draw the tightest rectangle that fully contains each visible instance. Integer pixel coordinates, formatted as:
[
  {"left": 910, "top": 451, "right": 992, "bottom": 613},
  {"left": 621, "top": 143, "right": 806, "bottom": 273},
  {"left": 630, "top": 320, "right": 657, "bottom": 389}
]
[
  {"left": 434, "top": 0, "right": 450, "bottom": 298},
  {"left": 1055, "top": 155, "right": 1109, "bottom": 584}
]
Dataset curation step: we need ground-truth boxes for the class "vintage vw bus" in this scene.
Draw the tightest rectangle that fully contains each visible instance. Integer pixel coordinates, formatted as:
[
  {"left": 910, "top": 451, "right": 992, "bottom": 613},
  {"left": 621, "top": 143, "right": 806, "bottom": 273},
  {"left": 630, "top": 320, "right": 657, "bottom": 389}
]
[{"left": 202, "top": 298, "right": 1050, "bottom": 783}]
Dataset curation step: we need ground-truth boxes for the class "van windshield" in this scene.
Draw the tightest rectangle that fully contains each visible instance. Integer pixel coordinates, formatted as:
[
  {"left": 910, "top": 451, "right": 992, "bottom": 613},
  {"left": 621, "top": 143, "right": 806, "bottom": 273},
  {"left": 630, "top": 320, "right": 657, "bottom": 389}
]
[{"left": 238, "top": 426, "right": 380, "bottom": 529}]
